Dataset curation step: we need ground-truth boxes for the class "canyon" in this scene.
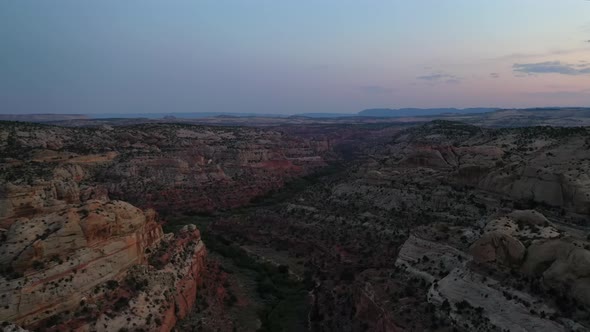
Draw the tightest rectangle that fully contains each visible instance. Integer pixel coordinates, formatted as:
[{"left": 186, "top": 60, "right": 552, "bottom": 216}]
[
  {"left": 0, "top": 122, "right": 330, "bottom": 331},
  {"left": 1, "top": 119, "right": 590, "bottom": 331},
  {"left": 192, "top": 121, "right": 590, "bottom": 331}
]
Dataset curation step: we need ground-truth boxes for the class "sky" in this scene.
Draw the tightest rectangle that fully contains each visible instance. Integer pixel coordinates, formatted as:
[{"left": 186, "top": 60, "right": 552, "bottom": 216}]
[{"left": 1, "top": 0, "right": 590, "bottom": 115}]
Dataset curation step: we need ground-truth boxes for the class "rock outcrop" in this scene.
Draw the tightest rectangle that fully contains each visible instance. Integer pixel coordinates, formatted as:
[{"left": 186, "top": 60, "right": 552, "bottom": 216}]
[
  {"left": 396, "top": 235, "right": 471, "bottom": 282},
  {"left": 4, "top": 119, "right": 590, "bottom": 331},
  {"left": 0, "top": 196, "right": 207, "bottom": 331},
  {"left": 522, "top": 238, "right": 590, "bottom": 307},
  {"left": 174, "top": 121, "right": 590, "bottom": 331},
  {"left": 483, "top": 213, "right": 560, "bottom": 240},
  {"left": 0, "top": 199, "right": 163, "bottom": 326},
  {"left": 382, "top": 122, "right": 590, "bottom": 214},
  {"left": 428, "top": 268, "right": 567, "bottom": 332},
  {"left": 0, "top": 123, "right": 330, "bottom": 215},
  {"left": 469, "top": 231, "right": 526, "bottom": 266},
  {"left": 77, "top": 225, "right": 206, "bottom": 332},
  {"left": 0, "top": 121, "right": 335, "bottom": 330},
  {"left": 0, "top": 123, "right": 239, "bottom": 330}
]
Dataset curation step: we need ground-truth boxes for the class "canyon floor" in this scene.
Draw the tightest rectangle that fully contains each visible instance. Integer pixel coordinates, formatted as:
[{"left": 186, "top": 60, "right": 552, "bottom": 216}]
[{"left": 1, "top": 119, "right": 590, "bottom": 331}]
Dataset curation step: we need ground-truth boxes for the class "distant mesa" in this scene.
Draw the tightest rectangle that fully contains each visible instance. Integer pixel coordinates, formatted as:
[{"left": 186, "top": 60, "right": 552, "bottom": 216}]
[
  {"left": 0, "top": 113, "right": 89, "bottom": 122},
  {"left": 5, "top": 107, "right": 590, "bottom": 126},
  {"left": 92, "top": 112, "right": 289, "bottom": 119},
  {"left": 358, "top": 108, "right": 498, "bottom": 117},
  {"left": 294, "top": 113, "right": 356, "bottom": 118}
]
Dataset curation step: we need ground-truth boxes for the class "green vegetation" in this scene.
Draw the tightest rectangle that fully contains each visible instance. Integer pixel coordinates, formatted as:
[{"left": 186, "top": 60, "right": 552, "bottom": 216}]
[
  {"left": 0, "top": 161, "right": 54, "bottom": 184},
  {"left": 250, "top": 162, "right": 345, "bottom": 207},
  {"left": 106, "top": 280, "right": 119, "bottom": 290},
  {"left": 209, "top": 235, "right": 308, "bottom": 332},
  {"left": 507, "top": 125, "right": 589, "bottom": 139},
  {"left": 426, "top": 120, "right": 484, "bottom": 135},
  {"left": 0, "top": 265, "right": 24, "bottom": 280},
  {"left": 163, "top": 161, "right": 345, "bottom": 222},
  {"left": 125, "top": 274, "right": 149, "bottom": 292},
  {"left": 32, "top": 260, "right": 46, "bottom": 270},
  {"left": 113, "top": 297, "right": 130, "bottom": 311},
  {"left": 166, "top": 213, "right": 309, "bottom": 332}
]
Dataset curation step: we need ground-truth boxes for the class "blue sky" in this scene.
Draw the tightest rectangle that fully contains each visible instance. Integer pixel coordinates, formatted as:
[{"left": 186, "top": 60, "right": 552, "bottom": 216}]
[{"left": 1, "top": 0, "right": 589, "bottom": 114}]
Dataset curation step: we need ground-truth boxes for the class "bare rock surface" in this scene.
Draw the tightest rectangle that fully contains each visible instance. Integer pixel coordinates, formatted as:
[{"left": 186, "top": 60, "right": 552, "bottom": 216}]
[
  {"left": 469, "top": 231, "right": 526, "bottom": 266},
  {"left": 396, "top": 235, "right": 471, "bottom": 282},
  {"left": 522, "top": 238, "right": 590, "bottom": 307},
  {"left": 3, "top": 120, "right": 590, "bottom": 331},
  {"left": 0, "top": 199, "right": 164, "bottom": 327},
  {"left": 428, "top": 268, "right": 567, "bottom": 332},
  {"left": 206, "top": 122, "right": 590, "bottom": 331}
]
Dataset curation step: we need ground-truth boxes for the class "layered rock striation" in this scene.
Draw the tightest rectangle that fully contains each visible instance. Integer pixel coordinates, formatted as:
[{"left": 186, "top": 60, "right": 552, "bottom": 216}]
[{"left": 1, "top": 122, "right": 330, "bottom": 215}]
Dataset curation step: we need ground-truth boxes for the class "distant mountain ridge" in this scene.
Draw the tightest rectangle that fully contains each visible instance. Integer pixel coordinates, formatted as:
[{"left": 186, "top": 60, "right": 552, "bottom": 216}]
[
  {"left": 4, "top": 107, "right": 590, "bottom": 125},
  {"left": 90, "top": 112, "right": 290, "bottom": 119},
  {"left": 293, "top": 113, "right": 356, "bottom": 118},
  {"left": 0, "top": 113, "right": 89, "bottom": 122},
  {"left": 358, "top": 108, "right": 498, "bottom": 117}
]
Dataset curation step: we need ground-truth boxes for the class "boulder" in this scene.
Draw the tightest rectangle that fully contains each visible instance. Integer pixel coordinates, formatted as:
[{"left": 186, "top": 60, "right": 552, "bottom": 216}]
[
  {"left": 469, "top": 231, "right": 525, "bottom": 266},
  {"left": 522, "top": 238, "right": 590, "bottom": 306}
]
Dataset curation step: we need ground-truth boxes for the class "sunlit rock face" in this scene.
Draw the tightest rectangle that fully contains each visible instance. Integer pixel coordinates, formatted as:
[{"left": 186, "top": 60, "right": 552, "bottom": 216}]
[
  {"left": 0, "top": 123, "right": 330, "bottom": 215},
  {"left": 77, "top": 225, "right": 207, "bottom": 332},
  {"left": 4, "top": 120, "right": 590, "bottom": 331},
  {"left": 0, "top": 200, "right": 164, "bottom": 327},
  {"left": 0, "top": 173, "right": 205, "bottom": 331},
  {"left": 0, "top": 121, "right": 333, "bottom": 330}
]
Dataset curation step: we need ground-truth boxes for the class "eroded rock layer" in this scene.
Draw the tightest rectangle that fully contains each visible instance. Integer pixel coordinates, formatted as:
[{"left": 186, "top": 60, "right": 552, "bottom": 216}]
[
  {"left": 0, "top": 122, "right": 330, "bottom": 330},
  {"left": 201, "top": 121, "right": 590, "bottom": 331},
  {"left": 0, "top": 123, "right": 330, "bottom": 215}
]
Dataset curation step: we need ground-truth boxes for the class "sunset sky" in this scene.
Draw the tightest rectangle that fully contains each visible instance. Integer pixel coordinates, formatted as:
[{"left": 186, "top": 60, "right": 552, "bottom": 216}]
[{"left": 1, "top": 0, "right": 589, "bottom": 114}]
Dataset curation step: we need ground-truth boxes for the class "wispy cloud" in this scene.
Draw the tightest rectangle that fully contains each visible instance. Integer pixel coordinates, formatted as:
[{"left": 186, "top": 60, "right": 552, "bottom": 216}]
[
  {"left": 513, "top": 61, "right": 590, "bottom": 76},
  {"left": 495, "top": 48, "right": 590, "bottom": 61},
  {"left": 416, "top": 72, "right": 461, "bottom": 84},
  {"left": 489, "top": 73, "right": 500, "bottom": 79},
  {"left": 358, "top": 85, "right": 394, "bottom": 94}
]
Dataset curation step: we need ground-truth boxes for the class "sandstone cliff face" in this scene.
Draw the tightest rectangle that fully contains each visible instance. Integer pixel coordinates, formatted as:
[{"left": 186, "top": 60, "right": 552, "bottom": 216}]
[
  {"left": 410, "top": 208, "right": 590, "bottom": 331},
  {"left": 381, "top": 122, "right": 590, "bottom": 214},
  {"left": 0, "top": 121, "right": 332, "bottom": 330},
  {"left": 1, "top": 123, "right": 330, "bottom": 215},
  {"left": 77, "top": 225, "right": 206, "bottom": 332},
  {"left": 99, "top": 129, "right": 329, "bottom": 213},
  {"left": 0, "top": 199, "right": 163, "bottom": 327},
  {"left": 389, "top": 209, "right": 589, "bottom": 331},
  {"left": 0, "top": 159, "right": 103, "bottom": 228},
  {"left": 204, "top": 122, "right": 590, "bottom": 331},
  {"left": 0, "top": 180, "right": 206, "bottom": 331}
]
